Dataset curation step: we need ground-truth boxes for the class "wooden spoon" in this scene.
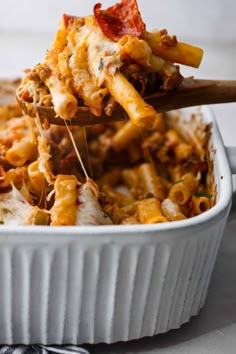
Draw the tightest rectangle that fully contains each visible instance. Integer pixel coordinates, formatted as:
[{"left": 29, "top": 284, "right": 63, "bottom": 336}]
[{"left": 17, "top": 78, "right": 236, "bottom": 126}]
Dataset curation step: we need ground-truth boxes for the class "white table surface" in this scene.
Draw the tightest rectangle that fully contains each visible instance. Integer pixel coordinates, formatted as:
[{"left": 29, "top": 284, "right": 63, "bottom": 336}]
[{"left": 0, "top": 31, "right": 236, "bottom": 353}]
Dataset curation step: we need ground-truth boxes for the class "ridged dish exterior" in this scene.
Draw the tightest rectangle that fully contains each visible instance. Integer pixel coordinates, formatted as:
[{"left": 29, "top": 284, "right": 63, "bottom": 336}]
[{"left": 0, "top": 207, "right": 230, "bottom": 345}]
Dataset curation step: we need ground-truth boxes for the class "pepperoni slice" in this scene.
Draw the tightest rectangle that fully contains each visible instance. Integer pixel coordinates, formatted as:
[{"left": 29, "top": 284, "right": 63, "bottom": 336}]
[
  {"left": 63, "top": 14, "right": 77, "bottom": 30},
  {"left": 94, "top": 0, "right": 145, "bottom": 42}
]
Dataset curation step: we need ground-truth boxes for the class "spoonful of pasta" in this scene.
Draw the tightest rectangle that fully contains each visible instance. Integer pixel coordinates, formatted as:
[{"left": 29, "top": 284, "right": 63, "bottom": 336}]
[
  {"left": 17, "top": 78, "right": 236, "bottom": 127},
  {"left": 15, "top": 0, "right": 236, "bottom": 128}
]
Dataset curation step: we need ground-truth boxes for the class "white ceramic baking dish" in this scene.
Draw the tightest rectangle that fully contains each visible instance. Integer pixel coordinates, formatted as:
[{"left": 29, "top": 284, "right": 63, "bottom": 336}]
[{"left": 0, "top": 106, "right": 235, "bottom": 345}]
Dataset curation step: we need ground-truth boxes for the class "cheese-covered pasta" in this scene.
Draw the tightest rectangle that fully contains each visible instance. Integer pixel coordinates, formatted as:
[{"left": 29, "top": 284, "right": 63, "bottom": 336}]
[
  {"left": 17, "top": 0, "right": 203, "bottom": 128},
  {"left": 0, "top": 1, "right": 211, "bottom": 227},
  {"left": 0, "top": 94, "right": 214, "bottom": 225}
]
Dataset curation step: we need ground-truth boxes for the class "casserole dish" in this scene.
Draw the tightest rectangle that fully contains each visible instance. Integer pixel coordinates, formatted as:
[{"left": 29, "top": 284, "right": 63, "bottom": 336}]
[{"left": 0, "top": 105, "right": 235, "bottom": 345}]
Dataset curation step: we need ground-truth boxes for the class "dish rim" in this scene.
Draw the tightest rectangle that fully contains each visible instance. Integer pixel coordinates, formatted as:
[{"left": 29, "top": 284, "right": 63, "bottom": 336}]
[{"left": 0, "top": 105, "right": 233, "bottom": 238}]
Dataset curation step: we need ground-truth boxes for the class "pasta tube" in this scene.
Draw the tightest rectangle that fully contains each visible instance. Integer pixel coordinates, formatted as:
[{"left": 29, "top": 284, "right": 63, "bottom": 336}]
[
  {"left": 69, "top": 44, "right": 108, "bottom": 115},
  {"left": 143, "top": 30, "right": 204, "bottom": 68},
  {"left": 138, "top": 163, "right": 166, "bottom": 201},
  {"left": 121, "top": 167, "right": 143, "bottom": 198},
  {"left": 169, "top": 181, "right": 191, "bottom": 205},
  {"left": 44, "top": 74, "right": 78, "bottom": 120},
  {"left": 106, "top": 72, "right": 157, "bottom": 128},
  {"left": 161, "top": 198, "right": 186, "bottom": 221},
  {"left": 6, "top": 137, "right": 37, "bottom": 167},
  {"left": 50, "top": 174, "right": 78, "bottom": 226},
  {"left": 118, "top": 35, "right": 179, "bottom": 74},
  {"left": 137, "top": 198, "right": 167, "bottom": 223},
  {"left": 191, "top": 195, "right": 211, "bottom": 215},
  {"left": 28, "top": 161, "right": 46, "bottom": 196},
  {"left": 112, "top": 121, "right": 142, "bottom": 151}
]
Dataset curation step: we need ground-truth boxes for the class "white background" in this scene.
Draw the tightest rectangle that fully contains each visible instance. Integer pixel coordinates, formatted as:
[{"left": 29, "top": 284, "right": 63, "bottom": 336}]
[{"left": 1, "top": 0, "right": 236, "bottom": 42}]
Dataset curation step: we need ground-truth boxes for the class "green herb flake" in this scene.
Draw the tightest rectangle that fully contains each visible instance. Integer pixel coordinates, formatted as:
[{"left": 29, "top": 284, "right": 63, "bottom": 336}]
[
  {"left": 194, "top": 192, "right": 212, "bottom": 199},
  {"left": 98, "top": 58, "right": 104, "bottom": 71}
]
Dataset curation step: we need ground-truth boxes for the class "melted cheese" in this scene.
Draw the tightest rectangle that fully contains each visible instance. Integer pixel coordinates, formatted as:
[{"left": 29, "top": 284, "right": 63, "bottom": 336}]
[
  {"left": 0, "top": 186, "right": 39, "bottom": 225},
  {"left": 72, "top": 16, "right": 121, "bottom": 87},
  {"left": 76, "top": 178, "right": 112, "bottom": 225}
]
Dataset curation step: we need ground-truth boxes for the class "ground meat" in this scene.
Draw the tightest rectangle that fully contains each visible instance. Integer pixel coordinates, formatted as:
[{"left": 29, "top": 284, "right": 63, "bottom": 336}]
[
  {"left": 104, "top": 96, "right": 117, "bottom": 116},
  {"left": 35, "top": 64, "right": 51, "bottom": 82},
  {"left": 159, "top": 29, "right": 178, "bottom": 48}
]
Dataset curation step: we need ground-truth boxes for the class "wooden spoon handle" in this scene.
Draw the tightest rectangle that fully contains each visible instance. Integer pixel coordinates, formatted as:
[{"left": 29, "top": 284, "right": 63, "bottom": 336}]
[{"left": 145, "top": 78, "right": 236, "bottom": 112}]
